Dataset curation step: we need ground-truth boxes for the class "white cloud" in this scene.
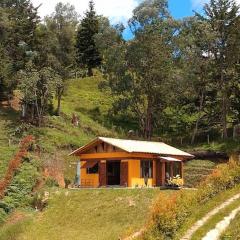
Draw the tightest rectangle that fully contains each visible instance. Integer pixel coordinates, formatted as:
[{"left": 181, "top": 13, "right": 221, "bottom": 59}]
[
  {"left": 32, "top": 0, "right": 139, "bottom": 24},
  {"left": 192, "top": 0, "right": 240, "bottom": 8}
]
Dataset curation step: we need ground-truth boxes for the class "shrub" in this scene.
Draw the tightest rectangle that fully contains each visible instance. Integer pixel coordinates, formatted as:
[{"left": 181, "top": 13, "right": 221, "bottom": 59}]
[
  {"left": 64, "top": 178, "right": 71, "bottom": 188},
  {"left": 45, "top": 177, "right": 59, "bottom": 187},
  {"left": 0, "top": 135, "right": 35, "bottom": 198},
  {"left": 145, "top": 160, "right": 240, "bottom": 239},
  {"left": 0, "top": 157, "right": 41, "bottom": 212},
  {"left": 0, "top": 208, "right": 7, "bottom": 225},
  {"left": 32, "top": 191, "right": 49, "bottom": 211}
]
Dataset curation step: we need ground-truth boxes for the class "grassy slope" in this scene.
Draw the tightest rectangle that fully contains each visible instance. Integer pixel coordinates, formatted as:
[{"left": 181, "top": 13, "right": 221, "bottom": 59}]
[
  {"left": 30, "top": 75, "right": 115, "bottom": 152},
  {"left": 191, "top": 196, "right": 240, "bottom": 240},
  {"left": 221, "top": 212, "right": 240, "bottom": 239},
  {"left": 0, "top": 74, "right": 115, "bottom": 179},
  {"left": 2, "top": 189, "right": 162, "bottom": 240},
  {"left": 184, "top": 160, "right": 218, "bottom": 188},
  {"left": 175, "top": 185, "right": 240, "bottom": 239}
]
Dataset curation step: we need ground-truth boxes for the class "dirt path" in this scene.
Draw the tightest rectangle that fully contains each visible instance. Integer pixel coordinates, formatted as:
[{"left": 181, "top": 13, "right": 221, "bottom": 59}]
[
  {"left": 180, "top": 193, "right": 240, "bottom": 240},
  {"left": 202, "top": 205, "right": 240, "bottom": 240}
]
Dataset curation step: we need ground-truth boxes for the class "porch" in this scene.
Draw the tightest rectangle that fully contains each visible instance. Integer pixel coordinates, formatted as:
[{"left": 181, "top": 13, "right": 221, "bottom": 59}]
[{"left": 78, "top": 156, "right": 183, "bottom": 188}]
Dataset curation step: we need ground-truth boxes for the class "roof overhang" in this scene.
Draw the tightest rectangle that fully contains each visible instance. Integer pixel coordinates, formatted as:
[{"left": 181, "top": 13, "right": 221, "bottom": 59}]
[{"left": 159, "top": 156, "right": 182, "bottom": 162}]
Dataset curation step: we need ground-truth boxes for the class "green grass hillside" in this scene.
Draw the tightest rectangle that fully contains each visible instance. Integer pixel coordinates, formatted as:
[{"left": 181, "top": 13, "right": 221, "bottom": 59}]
[
  {"left": 31, "top": 74, "right": 116, "bottom": 152},
  {"left": 0, "top": 189, "right": 162, "bottom": 240}
]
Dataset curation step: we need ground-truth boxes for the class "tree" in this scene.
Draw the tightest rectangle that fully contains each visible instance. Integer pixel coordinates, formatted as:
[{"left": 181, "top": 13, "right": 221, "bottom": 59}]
[
  {"left": 199, "top": 0, "right": 240, "bottom": 139},
  {"left": 41, "top": 3, "right": 79, "bottom": 115},
  {"left": 174, "top": 17, "right": 218, "bottom": 143},
  {"left": 76, "top": 0, "right": 101, "bottom": 76},
  {"left": 18, "top": 61, "right": 60, "bottom": 126},
  {"left": 104, "top": 0, "right": 176, "bottom": 139},
  {"left": 95, "top": 16, "right": 124, "bottom": 65},
  {"left": 0, "top": 0, "right": 40, "bottom": 93},
  {"left": 0, "top": 7, "right": 11, "bottom": 97}
]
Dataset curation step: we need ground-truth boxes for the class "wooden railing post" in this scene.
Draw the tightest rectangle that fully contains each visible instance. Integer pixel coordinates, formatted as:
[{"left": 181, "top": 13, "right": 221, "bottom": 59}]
[{"left": 99, "top": 160, "right": 107, "bottom": 187}]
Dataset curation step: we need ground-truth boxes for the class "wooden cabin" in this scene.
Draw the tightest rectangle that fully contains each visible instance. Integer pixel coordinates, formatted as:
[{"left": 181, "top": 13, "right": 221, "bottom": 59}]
[{"left": 70, "top": 137, "right": 194, "bottom": 188}]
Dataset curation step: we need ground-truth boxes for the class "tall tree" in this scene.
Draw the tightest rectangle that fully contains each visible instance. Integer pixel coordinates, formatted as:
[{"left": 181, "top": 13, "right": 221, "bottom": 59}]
[
  {"left": 76, "top": 0, "right": 101, "bottom": 76},
  {"left": 41, "top": 3, "right": 79, "bottom": 115},
  {"left": 174, "top": 17, "right": 218, "bottom": 143},
  {"left": 199, "top": 0, "right": 240, "bottom": 139},
  {"left": 104, "top": 0, "right": 176, "bottom": 139},
  {"left": 0, "top": 0, "right": 39, "bottom": 95}
]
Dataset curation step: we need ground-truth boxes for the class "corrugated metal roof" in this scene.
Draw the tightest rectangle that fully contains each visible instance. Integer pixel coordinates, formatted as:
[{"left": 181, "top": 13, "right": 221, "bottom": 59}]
[
  {"left": 70, "top": 137, "right": 194, "bottom": 158},
  {"left": 159, "top": 156, "right": 182, "bottom": 162},
  {"left": 99, "top": 137, "right": 193, "bottom": 157}
]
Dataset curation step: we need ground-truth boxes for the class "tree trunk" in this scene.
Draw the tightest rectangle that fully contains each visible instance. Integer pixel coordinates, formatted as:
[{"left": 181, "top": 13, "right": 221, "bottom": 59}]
[
  {"left": 144, "top": 99, "right": 153, "bottom": 140},
  {"left": 191, "top": 90, "right": 204, "bottom": 144},
  {"left": 87, "top": 67, "right": 93, "bottom": 77},
  {"left": 21, "top": 103, "right": 26, "bottom": 118},
  {"left": 221, "top": 66, "right": 228, "bottom": 139},
  {"left": 222, "top": 91, "right": 228, "bottom": 139},
  {"left": 56, "top": 88, "right": 63, "bottom": 116}
]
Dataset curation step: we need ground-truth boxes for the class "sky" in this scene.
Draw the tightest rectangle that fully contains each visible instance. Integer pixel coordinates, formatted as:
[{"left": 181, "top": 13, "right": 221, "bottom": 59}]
[{"left": 31, "top": 0, "right": 240, "bottom": 39}]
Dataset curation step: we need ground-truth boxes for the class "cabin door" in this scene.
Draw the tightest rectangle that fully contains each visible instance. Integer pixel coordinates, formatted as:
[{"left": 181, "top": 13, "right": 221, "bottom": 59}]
[{"left": 107, "top": 161, "right": 120, "bottom": 186}]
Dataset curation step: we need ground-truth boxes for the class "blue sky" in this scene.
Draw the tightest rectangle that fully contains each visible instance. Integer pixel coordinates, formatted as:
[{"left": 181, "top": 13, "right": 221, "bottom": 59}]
[{"left": 169, "top": 0, "right": 195, "bottom": 19}]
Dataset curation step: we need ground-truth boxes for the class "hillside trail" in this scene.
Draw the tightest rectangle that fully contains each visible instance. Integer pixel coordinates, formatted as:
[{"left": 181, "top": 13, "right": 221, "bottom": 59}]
[
  {"left": 180, "top": 193, "right": 240, "bottom": 240},
  {"left": 202, "top": 204, "right": 240, "bottom": 240}
]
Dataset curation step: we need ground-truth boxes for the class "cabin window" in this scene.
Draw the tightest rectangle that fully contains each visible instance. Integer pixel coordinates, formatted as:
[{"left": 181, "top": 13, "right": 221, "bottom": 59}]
[
  {"left": 140, "top": 160, "right": 153, "bottom": 178},
  {"left": 165, "top": 162, "right": 171, "bottom": 180},
  {"left": 87, "top": 163, "right": 99, "bottom": 174},
  {"left": 173, "top": 162, "right": 181, "bottom": 177}
]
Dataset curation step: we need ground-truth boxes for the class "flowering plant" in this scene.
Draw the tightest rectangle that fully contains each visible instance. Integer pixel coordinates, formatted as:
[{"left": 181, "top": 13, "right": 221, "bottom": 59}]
[{"left": 167, "top": 175, "right": 183, "bottom": 187}]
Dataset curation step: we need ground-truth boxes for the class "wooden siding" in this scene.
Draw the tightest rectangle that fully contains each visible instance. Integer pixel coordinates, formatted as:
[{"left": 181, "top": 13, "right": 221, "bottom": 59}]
[{"left": 120, "top": 161, "right": 128, "bottom": 187}]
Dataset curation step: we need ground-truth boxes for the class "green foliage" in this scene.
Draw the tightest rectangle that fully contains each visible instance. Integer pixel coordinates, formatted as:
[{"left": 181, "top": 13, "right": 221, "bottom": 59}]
[
  {"left": 0, "top": 0, "right": 39, "bottom": 92},
  {"left": 0, "top": 157, "right": 41, "bottom": 213},
  {"left": 0, "top": 208, "right": 7, "bottom": 225},
  {"left": 104, "top": 0, "right": 177, "bottom": 138},
  {"left": 45, "top": 177, "right": 59, "bottom": 188},
  {"left": 40, "top": 2, "right": 79, "bottom": 115},
  {"left": 18, "top": 61, "right": 61, "bottom": 125},
  {"left": 76, "top": 0, "right": 101, "bottom": 76}
]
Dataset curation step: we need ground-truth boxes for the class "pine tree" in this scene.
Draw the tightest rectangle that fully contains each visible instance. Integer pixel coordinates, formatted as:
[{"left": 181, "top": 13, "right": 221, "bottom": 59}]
[
  {"left": 202, "top": 0, "right": 240, "bottom": 139},
  {"left": 76, "top": 0, "right": 101, "bottom": 76}
]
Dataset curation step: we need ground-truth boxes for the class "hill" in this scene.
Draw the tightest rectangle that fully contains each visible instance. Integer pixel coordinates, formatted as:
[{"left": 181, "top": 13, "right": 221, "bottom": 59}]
[{"left": 0, "top": 188, "right": 162, "bottom": 240}]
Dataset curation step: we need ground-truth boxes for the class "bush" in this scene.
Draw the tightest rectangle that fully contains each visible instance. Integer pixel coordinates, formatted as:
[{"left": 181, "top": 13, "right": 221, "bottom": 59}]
[
  {"left": 0, "top": 208, "right": 7, "bottom": 225},
  {"left": 45, "top": 177, "right": 59, "bottom": 187},
  {"left": 145, "top": 160, "right": 240, "bottom": 239},
  {"left": 0, "top": 135, "right": 35, "bottom": 198},
  {"left": 1, "top": 158, "right": 41, "bottom": 212},
  {"left": 32, "top": 191, "right": 49, "bottom": 211},
  {"left": 64, "top": 178, "right": 71, "bottom": 188}
]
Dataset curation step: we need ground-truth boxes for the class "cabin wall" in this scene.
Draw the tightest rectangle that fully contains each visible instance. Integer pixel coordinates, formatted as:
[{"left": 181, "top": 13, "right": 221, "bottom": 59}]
[
  {"left": 128, "top": 159, "right": 156, "bottom": 187},
  {"left": 80, "top": 161, "right": 99, "bottom": 187}
]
